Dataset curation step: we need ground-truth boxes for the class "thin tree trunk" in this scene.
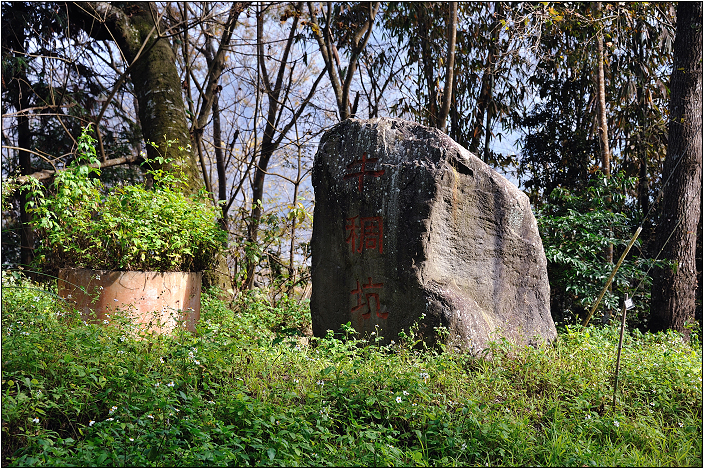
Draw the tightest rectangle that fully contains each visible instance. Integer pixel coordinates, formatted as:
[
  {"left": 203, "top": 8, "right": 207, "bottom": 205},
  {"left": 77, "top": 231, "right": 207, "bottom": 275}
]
[
  {"left": 469, "top": 2, "right": 501, "bottom": 156},
  {"left": 595, "top": 3, "right": 611, "bottom": 177},
  {"left": 437, "top": 2, "right": 457, "bottom": 133},
  {"left": 651, "top": 1, "right": 703, "bottom": 337},
  {"left": 595, "top": 1, "right": 614, "bottom": 286},
  {"left": 17, "top": 72, "right": 33, "bottom": 267},
  {"left": 246, "top": 5, "right": 326, "bottom": 288},
  {"left": 419, "top": 7, "right": 438, "bottom": 127}
]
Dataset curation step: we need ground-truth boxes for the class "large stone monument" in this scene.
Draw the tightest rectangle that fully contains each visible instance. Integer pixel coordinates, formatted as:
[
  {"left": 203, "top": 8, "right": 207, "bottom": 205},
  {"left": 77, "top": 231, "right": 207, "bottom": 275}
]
[{"left": 311, "top": 118, "right": 556, "bottom": 353}]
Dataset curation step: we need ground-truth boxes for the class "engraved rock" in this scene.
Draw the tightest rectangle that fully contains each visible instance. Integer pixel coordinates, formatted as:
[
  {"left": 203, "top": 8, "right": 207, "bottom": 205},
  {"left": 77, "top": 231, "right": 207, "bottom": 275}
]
[{"left": 311, "top": 117, "right": 556, "bottom": 353}]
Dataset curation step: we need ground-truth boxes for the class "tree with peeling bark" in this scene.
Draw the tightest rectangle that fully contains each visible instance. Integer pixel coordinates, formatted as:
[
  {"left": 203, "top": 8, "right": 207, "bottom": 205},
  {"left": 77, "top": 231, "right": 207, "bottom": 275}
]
[{"left": 650, "top": 1, "right": 702, "bottom": 338}]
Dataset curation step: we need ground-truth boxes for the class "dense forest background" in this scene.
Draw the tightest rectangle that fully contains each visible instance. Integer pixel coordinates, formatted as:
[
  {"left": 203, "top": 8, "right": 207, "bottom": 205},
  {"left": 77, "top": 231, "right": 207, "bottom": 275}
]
[{"left": 2, "top": 2, "right": 701, "bottom": 333}]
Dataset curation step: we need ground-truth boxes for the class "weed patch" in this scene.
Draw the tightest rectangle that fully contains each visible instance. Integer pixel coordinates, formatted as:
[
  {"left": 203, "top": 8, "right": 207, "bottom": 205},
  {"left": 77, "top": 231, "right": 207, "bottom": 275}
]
[{"left": 2, "top": 271, "right": 702, "bottom": 466}]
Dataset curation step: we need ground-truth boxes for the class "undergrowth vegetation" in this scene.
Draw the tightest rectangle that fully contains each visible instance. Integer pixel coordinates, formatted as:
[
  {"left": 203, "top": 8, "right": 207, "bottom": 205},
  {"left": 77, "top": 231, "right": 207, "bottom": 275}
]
[{"left": 2, "top": 271, "right": 702, "bottom": 467}]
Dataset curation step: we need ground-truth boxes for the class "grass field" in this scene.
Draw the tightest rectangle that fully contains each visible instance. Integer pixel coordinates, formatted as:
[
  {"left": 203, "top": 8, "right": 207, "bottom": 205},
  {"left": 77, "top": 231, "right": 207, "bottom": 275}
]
[{"left": 2, "top": 271, "right": 702, "bottom": 467}]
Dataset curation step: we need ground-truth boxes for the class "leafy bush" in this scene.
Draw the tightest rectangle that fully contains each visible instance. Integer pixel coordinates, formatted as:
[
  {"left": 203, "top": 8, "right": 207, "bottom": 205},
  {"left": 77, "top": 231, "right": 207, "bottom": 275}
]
[
  {"left": 21, "top": 126, "right": 226, "bottom": 272},
  {"left": 2, "top": 272, "right": 701, "bottom": 467},
  {"left": 537, "top": 172, "right": 667, "bottom": 327}
]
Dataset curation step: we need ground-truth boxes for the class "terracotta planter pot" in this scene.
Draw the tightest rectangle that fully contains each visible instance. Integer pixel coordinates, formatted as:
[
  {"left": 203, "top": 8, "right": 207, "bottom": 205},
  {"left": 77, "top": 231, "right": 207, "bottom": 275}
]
[{"left": 58, "top": 268, "right": 202, "bottom": 334}]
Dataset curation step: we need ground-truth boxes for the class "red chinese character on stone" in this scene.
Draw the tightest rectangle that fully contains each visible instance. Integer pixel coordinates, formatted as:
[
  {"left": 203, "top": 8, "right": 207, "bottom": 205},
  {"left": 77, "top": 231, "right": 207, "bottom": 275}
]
[
  {"left": 345, "top": 216, "right": 384, "bottom": 254},
  {"left": 350, "top": 277, "right": 387, "bottom": 319},
  {"left": 343, "top": 152, "right": 385, "bottom": 193}
]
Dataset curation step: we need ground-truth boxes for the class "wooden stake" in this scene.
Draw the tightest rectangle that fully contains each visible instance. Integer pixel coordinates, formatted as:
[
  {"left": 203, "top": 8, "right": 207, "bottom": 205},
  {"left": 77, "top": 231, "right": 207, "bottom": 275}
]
[
  {"left": 612, "top": 297, "right": 630, "bottom": 409},
  {"left": 582, "top": 227, "right": 642, "bottom": 327}
]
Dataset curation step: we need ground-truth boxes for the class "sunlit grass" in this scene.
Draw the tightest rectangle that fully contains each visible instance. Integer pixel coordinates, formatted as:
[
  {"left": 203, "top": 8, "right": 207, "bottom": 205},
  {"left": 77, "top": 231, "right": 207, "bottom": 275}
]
[{"left": 2, "top": 271, "right": 702, "bottom": 466}]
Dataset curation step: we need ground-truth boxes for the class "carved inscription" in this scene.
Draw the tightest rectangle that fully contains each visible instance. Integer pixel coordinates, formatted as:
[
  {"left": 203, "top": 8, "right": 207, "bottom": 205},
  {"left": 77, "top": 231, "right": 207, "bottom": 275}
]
[
  {"left": 350, "top": 277, "right": 387, "bottom": 319},
  {"left": 344, "top": 152, "right": 388, "bottom": 320},
  {"left": 345, "top": 215, "right": 384, "bottom": 254},
  {"left": 343, "top": 152, "right": 385, "bottom": 193}
]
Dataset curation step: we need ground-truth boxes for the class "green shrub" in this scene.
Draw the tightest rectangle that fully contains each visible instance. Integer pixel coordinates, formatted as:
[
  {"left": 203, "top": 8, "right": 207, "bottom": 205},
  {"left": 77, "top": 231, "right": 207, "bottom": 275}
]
[
  {"left": 21, "top": 126, "right": 226, "bottom": 272},
  {"left": 537, "top": 172, "right": 667, "bottom": 326}
]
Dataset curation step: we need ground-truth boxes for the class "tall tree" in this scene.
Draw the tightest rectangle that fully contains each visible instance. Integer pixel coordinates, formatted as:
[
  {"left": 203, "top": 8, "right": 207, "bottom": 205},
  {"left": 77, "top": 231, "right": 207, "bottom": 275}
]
[
  {"left": 69, "top": 2, "right": 203, "bottom": 192},
  {"left": 650, "top": 1, "right": 702, "bottom": 337},
  {"left": 245, "top": 3, "right": 326, "bottom": 288}
]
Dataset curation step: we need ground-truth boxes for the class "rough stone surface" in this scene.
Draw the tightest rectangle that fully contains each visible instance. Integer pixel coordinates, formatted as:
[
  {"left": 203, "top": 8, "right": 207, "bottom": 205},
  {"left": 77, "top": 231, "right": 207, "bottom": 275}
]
[{"left": 311, "top": 117, "right": 556, "bottom": 353}]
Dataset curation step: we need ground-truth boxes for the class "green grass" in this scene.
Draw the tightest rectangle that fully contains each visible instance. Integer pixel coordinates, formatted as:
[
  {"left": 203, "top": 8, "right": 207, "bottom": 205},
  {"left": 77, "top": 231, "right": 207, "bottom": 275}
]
[{"left": 2, "top": 270, "right": 702, "bottom": 466}]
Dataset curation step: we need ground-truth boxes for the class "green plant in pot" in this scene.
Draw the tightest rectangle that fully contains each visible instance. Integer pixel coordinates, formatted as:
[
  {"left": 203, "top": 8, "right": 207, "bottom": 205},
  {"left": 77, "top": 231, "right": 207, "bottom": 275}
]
[{"left": 22, "top": 125, "right": 227, "bottom": 333}]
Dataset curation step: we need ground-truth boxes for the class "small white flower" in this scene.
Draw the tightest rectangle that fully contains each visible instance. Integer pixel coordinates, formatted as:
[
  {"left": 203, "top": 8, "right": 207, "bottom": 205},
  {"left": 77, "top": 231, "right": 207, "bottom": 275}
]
[
  {"left": 679, "top": 422, "right": 684, "bottom": 428},
  {"left": 105, "top": 417, "right": 114, "bottom": 422},
  {"left": 89, "top": 420, "right": 95, "bottom": 426},
  {"left": 403, "top": 390, "right": 409, "bottom": 396},
  {"left": 293, "top": 379, "right": 299, "bottom": 384},
  {"left": 412, "top": 403, "right": 417, "bottom": 406},
  {"left": 461, "top": 443, "right": 467, "bottom": 451},
  {"left": 147, "top": 414, "right": 154, "bottom": 420},
  {"left": 95, "top": 275, "right": 101, "bottom": 280},
  {"left": 167, "top": 381, "right": 174, "bottom": 387},
  {"left": 103, "top": 320, "right": 109, "bottom": 325},
  {"left": 317, "top": 380, "right": 324, "bottom": 386},
  {"left": 160, "top": 357, "right": 165, "bottom": 363},
  {"left": 114, "top": 298, "right": 118, "bottom": 302},
  {"left": 154, "top": 382, "right": 160, "bottom": 387},
  {"left": 194, "top": 360, "right": 200, "bottom": 365},
  {"left": 613, "top": 420, "right": 619, "bottom": 428},
  {"left": 129, "top": 437, "right": 134, "bottom": 442},
  {"left": 32, "top": 418, "right": 39, "bottom": 424},
  {"left": 67, "top": 294, "right": 72, "bottom": 299},
  {"left": 109, "top": 406, "right": 118, "bottom": 414},
  {"left": 396, "top": 396, "right": 402, "bottom": 403}
]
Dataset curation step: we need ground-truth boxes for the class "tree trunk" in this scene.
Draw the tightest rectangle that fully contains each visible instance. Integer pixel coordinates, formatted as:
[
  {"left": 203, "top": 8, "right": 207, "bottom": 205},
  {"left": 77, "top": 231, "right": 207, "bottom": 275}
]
[
  {"left": 419, "top": 7, "right": 438, "bottom": 127},
  {"left": 17, "top": 65, "right": 34, "bottom": 267},
  {"left": 651, "top": 2, "right": 702, "bottom": 336},
  {"left": 70, "top": 2, "right": 202, "bottom": 193},
  {"left": 69, "top": 2, "right": 234, "bottom": 292},
  {"left": 468, "top": 2, "right": 501, "bottom": 156},
  {"left": 437, "top": 2, "right": 457, "bottom": 133},
  {"left": 307, "top": 2, "right": 379, "bottom": 121},
  {"left": 245, "top": 6, "right": 325, "bottom": 288},
  {"left": 650, "top": 1, "right": 703, "bottom": 337}
]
